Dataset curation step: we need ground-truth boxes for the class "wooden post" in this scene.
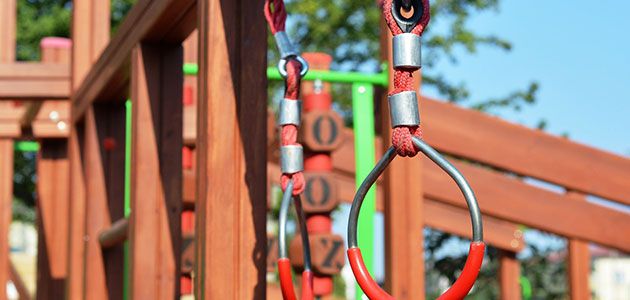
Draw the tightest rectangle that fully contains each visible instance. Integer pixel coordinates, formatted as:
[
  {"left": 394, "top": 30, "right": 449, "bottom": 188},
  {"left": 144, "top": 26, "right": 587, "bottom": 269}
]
[
  {"left": 35, "top": 38, "right": 71, "bottom": 300},
  {"left": 36, "top": 140, "right": 69, "bottom": 300},
  {"left": 499, "top": 251, "right": 522, "bottom": 300},
  {"left": 0, "top": 2, "right": 15, "bottom": 299},
  {"left": 129, "top": 43, "right": 183, "bottom": 299},
  {"left": 68, "top": 1, "right": 110, "bottom": 299},
  {"left": 195, "top": 0, "right": 267, "bottom": 298},
  {"left": 567, "top": 191, "right": 591, "bottom": 300},
  {"left": 0, "top": 140, "right": 13, "bottom": 300},
  {"left": 380, "top": 22, "right": 425, "bottom": 299},
  {"left": 0, "top": 0, "right": 16, "bottom": 62}
]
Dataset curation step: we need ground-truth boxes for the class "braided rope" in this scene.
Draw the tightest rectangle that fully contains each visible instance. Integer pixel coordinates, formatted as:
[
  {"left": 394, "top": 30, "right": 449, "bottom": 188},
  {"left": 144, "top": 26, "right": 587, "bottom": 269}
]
[
  {"left": 382, "top": 0, "right": 430, "bottom": 157},
  {"left": 265, "top": 1, "right": 305, "bottom": 195}
]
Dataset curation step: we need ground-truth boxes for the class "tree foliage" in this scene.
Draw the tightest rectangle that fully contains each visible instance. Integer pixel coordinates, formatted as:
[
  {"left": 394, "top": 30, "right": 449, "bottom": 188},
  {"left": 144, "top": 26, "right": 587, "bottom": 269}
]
[
  {"left": 282, "top": 0, "right": 538, "bottom": 113},
  {"left": 16, "top": 0, "right": 135, "bottom": 61}
]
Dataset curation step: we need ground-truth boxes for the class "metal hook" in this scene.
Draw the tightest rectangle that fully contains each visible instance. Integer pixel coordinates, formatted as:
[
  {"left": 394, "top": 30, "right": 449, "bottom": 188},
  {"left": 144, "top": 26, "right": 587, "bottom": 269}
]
[
  {"left": 391, "top": 0, "right": 424, "bottom": 33},
  {"left": 278, "top": 55, "right": 310, "bottom": 78},
  {"left": 347, "top": 138, "right": 485, "bottom": 300},
  {"left": 278, "top": 179, "right": 314, "bottom": 300}
]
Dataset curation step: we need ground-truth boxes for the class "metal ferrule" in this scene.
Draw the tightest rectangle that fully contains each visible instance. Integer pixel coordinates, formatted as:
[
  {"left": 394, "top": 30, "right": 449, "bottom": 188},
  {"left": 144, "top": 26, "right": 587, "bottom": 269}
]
[
  {"left": 280, "top": 145, "right": 304, "bottom": 174},
  {"left": 277, "top": 98, "right": 302, "bottom": 126},
  {"left": 393, "top": 33, "right": 422, "bottom": 69},
  {"left": 388, "top": 91, "right": 420, "bottom": 127},
  {"left": 274, "top": 31, "right": 299, "bottom": 59}
]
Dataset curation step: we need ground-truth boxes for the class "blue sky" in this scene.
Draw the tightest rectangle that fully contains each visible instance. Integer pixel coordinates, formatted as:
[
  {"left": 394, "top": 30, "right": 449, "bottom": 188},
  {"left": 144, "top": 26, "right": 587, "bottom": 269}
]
[{"left": 423, "top": 0, "right": 630, "bottom": 156}]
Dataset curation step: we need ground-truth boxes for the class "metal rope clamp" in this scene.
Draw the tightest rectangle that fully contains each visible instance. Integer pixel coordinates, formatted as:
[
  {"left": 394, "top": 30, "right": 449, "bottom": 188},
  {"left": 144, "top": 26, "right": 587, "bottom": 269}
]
[
  {"left": 274, "top": 31, "right": 309, "bottom": 78},
  {"left": 278, "top": 155, "right": 314, "bottom": 299},
  {"left": 346, "top": 1, "right": 486, "bottom": 299}
]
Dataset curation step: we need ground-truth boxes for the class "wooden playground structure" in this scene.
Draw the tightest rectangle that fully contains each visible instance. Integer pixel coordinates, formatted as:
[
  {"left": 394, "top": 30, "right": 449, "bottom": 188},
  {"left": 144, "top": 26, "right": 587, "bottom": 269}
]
[{"left": 0, "top": 0, "right": 629, "bottom": 299}]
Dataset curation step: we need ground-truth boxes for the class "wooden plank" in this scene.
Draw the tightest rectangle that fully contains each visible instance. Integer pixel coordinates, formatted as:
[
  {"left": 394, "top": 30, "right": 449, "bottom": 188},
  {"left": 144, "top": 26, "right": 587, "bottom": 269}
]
[
  {"left": 195, "top": 0, "right": 267, "bottom": 298},
  {"left": 423, "top": 157, "right": 630, "bottom": 252},
  {"left": 329, "top": 127, "right": 630, "bottom": 252},
  {"left": 266, "top": 163, "right": 524, "bottom": 252},
  {"left": 0, "top": 63, "right": 70, "bottom": 100},
  {"left": 0, "top": 0, "right": 16, "bottom": 62},
  {"left": 0, "top": 139, "right": 13, "bottom": 300},
  {"left": 566, "top": 192, "right": 592, "bottom": 300},
  {"left": 378, "top": 25, "right": 424, "bottom": 298},
  {"left": 82, "top": 107, "right": 114, "bottom": 300},
  {"left": 0, "top": 63, "right": 68, "bottom": 79},
  {"left": 35, "top": 140, "right": 69, "bottom": 300},
  {"left": 422, "top": 98, "right": 630, "bottom": 206},
  {"left": 32, "top": 101, "right": 70, "bottom": 138},
  {"left": 0, "top": 122, "right": 20, "bottom": 138},
  {"left": 71, "top": 0, "right": 110, "bottom": 90},
  {"left": 129, "top": 43, "right": 183, "bottom": 299},
  {"left": 66, "top": 127, "right": 86, "bottom": 300},
  {"left": 33, "top": 39, "right": 71, "bottom": 298},
  {"left": 71, "top": 0, "right": 196, "bottom": 123},
  {"left": 499, "top": 251, "right": 522, "bottom": 300},
  {"left": 68, "top": 0, "right": 111, "bottom": 298}
]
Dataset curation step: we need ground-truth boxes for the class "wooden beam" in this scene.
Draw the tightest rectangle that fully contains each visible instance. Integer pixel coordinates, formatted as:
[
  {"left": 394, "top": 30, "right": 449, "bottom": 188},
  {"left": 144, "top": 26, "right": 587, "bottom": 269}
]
[
  {"left": 422, "top": 98, "right": 630, "bottom": 206},
  {"left": 195, "top": 0, "right": 267, "bottom": 298},
  {"left": 0, "top": 139, "right": 13, "bottom": 300},
  {"left": 329, "top": 128, "right": 630, "bottom": 252},
  {"left": 68, "top": 0, "right": 111, "bottom": 298},
  {"left": 71, "top": 0, "right": 196, "bottom": 123},
  {"left": 129, "top": 43, "right": 183, "bottom": 299},
  {"left": 380, "top": 24, "right": 424, "bottom": 299},
  {"left": 82, "top": 108, "right": 115, "bottom": 300},
  {"left": 32, "top": 101, "right": 70, "bottom": 138},
  {"left": 499, "top": 251, "right": 522, "bottom": 300},
  {"left": 0, "top": 0, "right": 16, "bottom": 62},
  {"left": 66, "top": 127, "right": 86, "bottom": 300},
  {"left": 423, "top": 157, "right": 630, "bottom": 252},
  {"left": 566, "top": 191, "right": 592, "bottom": 300},
  {"left": 35, "top": 140, "right": 69, "bottom": 299},
  {"left": 0, "top": 63, "right": 70, "bottom": 100}
]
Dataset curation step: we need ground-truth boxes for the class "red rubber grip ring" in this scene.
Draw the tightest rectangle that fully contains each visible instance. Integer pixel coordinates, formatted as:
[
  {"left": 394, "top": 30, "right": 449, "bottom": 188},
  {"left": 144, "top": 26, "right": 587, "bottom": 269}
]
[
  {"left": 347, "top": 248, "right": 394, "bottom": 300},
  {"left": 301, "top": 270, "right": 314, "bottom": 300},
  {"left": 278, "top": 258, "right": 297, "bottom": 300},
  {"left": 437, "top": 242, "right": 486, "bottom": 300}
]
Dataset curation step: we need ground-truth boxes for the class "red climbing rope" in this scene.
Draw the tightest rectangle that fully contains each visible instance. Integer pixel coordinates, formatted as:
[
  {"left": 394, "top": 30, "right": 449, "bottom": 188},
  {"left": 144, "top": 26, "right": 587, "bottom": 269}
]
[
  {"left": 280, "top": 60, "right": 305, "bottom": 195},
  {"left": 264, "top": 0, "right": 287, "bottom": 34},
  {"left": 265, "top": 0, "right": 306, "bottom": 196},
  {"left": 383, "top": 0, "right": 430, "bottom": 157}
]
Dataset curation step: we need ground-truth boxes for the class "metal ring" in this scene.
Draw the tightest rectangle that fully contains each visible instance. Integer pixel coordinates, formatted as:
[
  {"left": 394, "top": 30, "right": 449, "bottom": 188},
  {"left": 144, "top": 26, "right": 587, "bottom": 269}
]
[
  {"left": 278, "top": 55, "right": 309, "bottom": 78},
  {"left": 347, "top": 141, "right": 483, "bottom": 247},
  {"left": 278, "top": 179, "right": 312, "bottom": 270},
  {"left": 347, "top": 140, "right": 485, "bottom": 299}
]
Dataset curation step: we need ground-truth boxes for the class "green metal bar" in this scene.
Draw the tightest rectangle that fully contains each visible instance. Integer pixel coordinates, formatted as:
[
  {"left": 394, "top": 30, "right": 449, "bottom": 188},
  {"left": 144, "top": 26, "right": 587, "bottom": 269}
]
[
  {"left": 352, "top": 83, "right": 377, "bottom": 299},
  {"left": 267, "top": 68, "right": 388, "bottom": 86},
  {"left": 183, "top": 63, "right": 198, "bottom": 76},
  {"left": 14, "top": 141, "right": 39, "bottom": 152},
  {"left": 182, "top": 62, "right": 389, "bottom": 86},
  {"left": 520, "top": 276, "right": 532, "bottom": 300},
  {"left": 123, "top": 99, "right": 132, "bottom": 300}
]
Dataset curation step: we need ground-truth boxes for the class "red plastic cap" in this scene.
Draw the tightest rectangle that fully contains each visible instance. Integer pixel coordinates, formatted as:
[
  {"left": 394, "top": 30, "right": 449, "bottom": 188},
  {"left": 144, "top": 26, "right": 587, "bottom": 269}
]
[
  {"left": 437, "top": 242, "right": 486, "bottom": 300},
  {"left": 347, "top": 248, "right": 394, "bottom": 300}
]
